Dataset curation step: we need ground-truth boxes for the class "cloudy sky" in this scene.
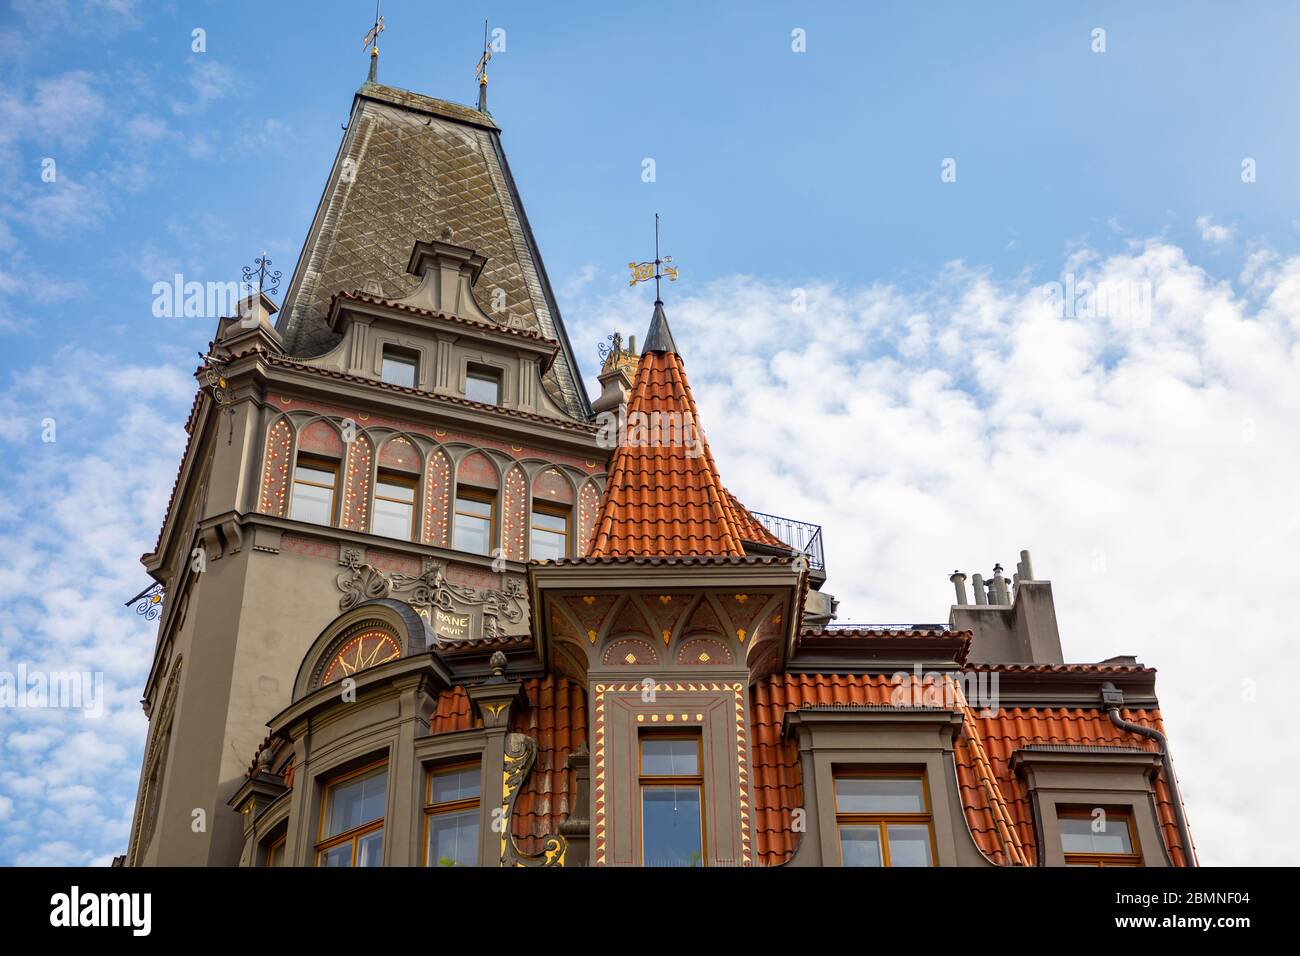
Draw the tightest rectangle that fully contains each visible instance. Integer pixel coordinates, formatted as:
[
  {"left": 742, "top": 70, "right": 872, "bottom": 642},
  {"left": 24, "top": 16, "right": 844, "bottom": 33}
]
[{"left": 2, "top": 1, "right": 1298, "bottom": 866}]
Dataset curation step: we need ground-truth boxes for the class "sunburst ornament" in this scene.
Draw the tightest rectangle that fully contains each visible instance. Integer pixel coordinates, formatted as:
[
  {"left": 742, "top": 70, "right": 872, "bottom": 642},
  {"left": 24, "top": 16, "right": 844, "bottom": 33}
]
[{"left": 321, "top": 629, "right": 401, "bottom": 685}]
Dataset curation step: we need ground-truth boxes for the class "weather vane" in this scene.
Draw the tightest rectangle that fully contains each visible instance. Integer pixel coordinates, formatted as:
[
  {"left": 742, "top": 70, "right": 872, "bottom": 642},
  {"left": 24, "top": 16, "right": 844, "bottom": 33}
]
[
  {"left": 627, "top": 213, "right": 678, "bottom": 301},
  {"left": 363, "top": 0, "right": 385, "bottom": 81},
  {"left": 476, "top": 19, "right": 491, "bottom": 111},
  {"left": 242, "top": 252, "right": 282, "bottom": 298}
]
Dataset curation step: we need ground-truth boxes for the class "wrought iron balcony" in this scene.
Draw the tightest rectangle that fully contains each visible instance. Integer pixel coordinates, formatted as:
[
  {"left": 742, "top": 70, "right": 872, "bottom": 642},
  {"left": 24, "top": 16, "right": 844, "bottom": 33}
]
[{"left": 749, "top": 510, "right": 825, "bottom": 572}]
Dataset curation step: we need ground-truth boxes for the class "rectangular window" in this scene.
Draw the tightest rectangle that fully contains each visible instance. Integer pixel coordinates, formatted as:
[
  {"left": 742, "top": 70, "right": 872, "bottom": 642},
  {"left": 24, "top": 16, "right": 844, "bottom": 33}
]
[
  {"left": 453, "top": 491, "right": 495, "bottom": 556},
  {"left": 639, "top": 733, "right": 704, "bottom": 867},
  {"left": 316, "top": 762, "right": 387, "bottom": 867},
  {"left": 380, "top": 347, "right": 417, "bottom": 388},
  {"left": 290, "top": 458, "right": 337, "bottom": 526},
  {"left": 372, "top": 472, "right": 416, "bottom": 541},
  {"left": 833, "top": 771, "right": 935, "bottom": 867},
  {"left": 465, "top": 366, "right": 502, "bottom": 405},
  {"left": 529, "top": 505, "right": 569, "bottom": 561},
  {"left": 1059, "top": 809, "right": 1141, "bottom": 866},
  {"left": 424, "top": 762, "right": 481, "bottom": 867}
]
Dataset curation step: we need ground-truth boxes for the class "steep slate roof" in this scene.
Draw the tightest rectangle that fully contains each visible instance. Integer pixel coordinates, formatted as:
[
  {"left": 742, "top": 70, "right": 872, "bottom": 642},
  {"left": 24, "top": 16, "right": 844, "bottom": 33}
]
[
  {"left": 750, "top": 673, "right": 1191, "bottom": 867},
  {"left": 275, "top": 81, "right": 589, "bottom": 419},
  {"left": 587, "top": 307, "right": 759, "bottom": 558}
]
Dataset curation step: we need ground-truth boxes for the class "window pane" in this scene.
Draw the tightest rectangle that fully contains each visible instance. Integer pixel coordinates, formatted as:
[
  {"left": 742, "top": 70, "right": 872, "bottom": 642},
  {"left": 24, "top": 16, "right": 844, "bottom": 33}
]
[
  {"left": 642, "top": 785, "right": 702, "bottom": 866},
  {"left": 294, "top": 463, "right": 334, "bottom": 485},
  {"left": 319, "top": 843, "right": 352, "bottom": 867},
  {"left": 1060, "top": 815, "right": 1133, "bottom": 854},
  {"left": 456, "top": 496, "right": 492, "bottom": 517},
  {"left": 326, "top": 768, "right": 388, "bottom": 838},
  {"left": 430, "top": 767, "right": 480, "bottom": 804},
  {"left": 887, "top": 824, "right": 933, "bottom": 866},
  {"left": 834, "top": 776, "right": 926, "bottom": 814},
  {"left": 381, "top": 353, "right": 416, "bottom": 388},
  {"left": 427, "top": 809, "right": 480, "bottom": 867},
  {"left": 356, "top": 828, "right": 384, "bottom": 867},
  {"left": 267, "top": 842, "right": 284, "bottom": 867},
  {"left": 531, "top": 528, "right": 566, "bottom": 561},
  {"left": 372, "top": 497, "right": 414, "bottom": 540},
  {"left": 839, "top": 825, "right": 883, "bottom": 866},
  {"left": 532, "top": 509, "right": 566, "bottom": 532},
  {"left": 641, "top": 738, "right": 699, "bottom": 776},
  {"left": 290, "top": 480, "right": 333, "bottom": 525},
  {"left": 377, "top": 479, "right": 415, "bottom": 503},
  {"left": 453, "top": 512, "right": 491, "bottom": 555},
  {"left": 465, "top": 371, "right": 501, "bottom": 405}
]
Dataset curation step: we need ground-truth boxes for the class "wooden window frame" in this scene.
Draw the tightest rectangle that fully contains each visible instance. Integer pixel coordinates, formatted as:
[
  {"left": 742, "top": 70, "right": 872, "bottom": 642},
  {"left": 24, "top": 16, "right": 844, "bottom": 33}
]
[
  {"left": 290, "top": 455, "right": 339, "bottom": 526},
  {"left": 380, "top": 346, "right": 419, "bottom": 389},
  {"left": 529, "top": 502, "right": 570, "bottom": 560},
  {"left": 1058, "top": 808, "right": 1143, "bottom": 867},
  {"left": 263, "top": 833, "right": 286, "bottom": 868},
  {"left": 453, "top": 487, "right": 497, "bottom": 556},
  {"left": 315, "top": 759, "right": 387, "bottom": 867},
  {"left": 637, "top": 731, "right": 706, "bottom": 867},
  {"left": 833, "top": 768, "right": 937, "bottom": 867},
  {"left": 422, "top": 759, "right": 482, "bottom": 867},
  {"left": 464, "top": 364, "right": 503, "bottom": 406},
  {"left": 373, "top": 470, "right": 418, "bottom": 541}
]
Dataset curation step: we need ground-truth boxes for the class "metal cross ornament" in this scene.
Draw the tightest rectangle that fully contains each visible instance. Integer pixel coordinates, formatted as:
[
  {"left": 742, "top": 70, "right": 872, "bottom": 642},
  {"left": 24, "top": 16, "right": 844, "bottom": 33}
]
[
  {"left": 627, "top": 213, "right": 678, "bottom": 299},
  {"left": 242, "top": 252, "right": 282, "bottom": 297},
  {"left": 363, "top": 0, "right": 385, "bottom": 53}
]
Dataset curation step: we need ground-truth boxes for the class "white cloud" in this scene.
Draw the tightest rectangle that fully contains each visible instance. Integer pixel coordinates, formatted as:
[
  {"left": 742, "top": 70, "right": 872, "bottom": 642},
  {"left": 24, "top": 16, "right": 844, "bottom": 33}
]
[
  {"left": 1196, "top": 214, "right": 1235, "bottom": 244},
  {"left": 0, "top": 348, "right": 191, "bottom": 865},
  {"left": 566, "top": 237, "right": 1299, "bottom": 866}
]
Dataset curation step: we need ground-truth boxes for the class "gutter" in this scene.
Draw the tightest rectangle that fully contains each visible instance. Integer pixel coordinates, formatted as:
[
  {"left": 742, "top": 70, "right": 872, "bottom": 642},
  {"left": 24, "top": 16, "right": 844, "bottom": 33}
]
[{"left": 1100, "top": 682, "right": 1197, "bottom": 867}]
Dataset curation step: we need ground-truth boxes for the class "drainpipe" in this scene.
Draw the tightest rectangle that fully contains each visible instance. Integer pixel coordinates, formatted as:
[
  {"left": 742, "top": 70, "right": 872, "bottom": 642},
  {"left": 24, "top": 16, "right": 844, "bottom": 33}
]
[{"left": 1100, "top": 682, "right": 1196, "bottom": 867}]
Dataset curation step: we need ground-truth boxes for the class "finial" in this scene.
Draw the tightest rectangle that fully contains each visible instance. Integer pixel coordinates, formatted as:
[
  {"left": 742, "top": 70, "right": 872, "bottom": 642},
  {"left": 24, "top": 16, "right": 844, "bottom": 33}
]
[
  {"left": 489, "top": 650, "right": 507, "bottom": 680},
  {"left": 241, "top": 252, "right": 282, "bottom": 297},
  {"left": 476, "top": 19, "right": 492, "bottom": 112},
  {"left": 363, "top": 0, "right": 385, "bottom": 82}
]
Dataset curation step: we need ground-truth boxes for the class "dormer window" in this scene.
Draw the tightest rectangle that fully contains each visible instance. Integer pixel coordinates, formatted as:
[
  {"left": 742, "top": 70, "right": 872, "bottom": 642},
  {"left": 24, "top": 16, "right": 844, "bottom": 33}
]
[
  {"left": 381, "top": 347, "right": 418, "bottom": 389},
  {"left": 465, "top": 366, "right": 502, "bottom": 405}
]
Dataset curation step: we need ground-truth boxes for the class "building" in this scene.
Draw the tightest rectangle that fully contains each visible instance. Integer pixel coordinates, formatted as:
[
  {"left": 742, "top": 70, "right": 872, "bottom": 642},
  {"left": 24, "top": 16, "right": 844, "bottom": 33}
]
[{"left": 121, "top": 69, "right": 1196, "bottom": 869}]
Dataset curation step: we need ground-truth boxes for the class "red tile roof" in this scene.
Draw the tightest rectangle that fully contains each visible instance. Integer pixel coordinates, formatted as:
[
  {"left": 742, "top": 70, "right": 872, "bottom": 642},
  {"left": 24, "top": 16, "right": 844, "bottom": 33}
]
[
  {"left": 724, "top": 489, "right": 789, "bottom": 549},
  {"left": 425, "top": 678, "right": 586, "bottom": 856},
  {"left": 750, "top": 673, "right": 1192, "bottom": 867},
  {"left": 588, "top": 348, "right": 748, "bottom": 558}
]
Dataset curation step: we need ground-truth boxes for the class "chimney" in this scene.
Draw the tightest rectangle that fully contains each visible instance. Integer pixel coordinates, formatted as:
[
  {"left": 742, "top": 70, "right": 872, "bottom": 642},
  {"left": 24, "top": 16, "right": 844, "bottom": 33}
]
[{"left": 948, "top": 549, "right": 1064, "bottom": 665}]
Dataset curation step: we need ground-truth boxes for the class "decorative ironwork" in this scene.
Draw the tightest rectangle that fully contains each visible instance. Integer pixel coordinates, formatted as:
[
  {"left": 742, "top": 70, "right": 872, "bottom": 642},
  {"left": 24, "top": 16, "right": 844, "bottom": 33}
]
[
  {"left": 627, "top": 213, "right": 678, "bottom": 296},
  {"left": 500, "top": 732, "right": 567, "bottom": 867},
  {"left": 362, "top": 0, "right": 385, "bottom": 53},
  {"left": 820, "top": 623, "right": 952, "bottom": 632},
  {"left": 475, "top": 18, "right": 492, "bottom": 87},
  {"left": 749, "top": 510, "right": 825, "bottom": 572},
  {"left": 125, "top": 582, "right": 165, "bottom": 621},
  {"left": 597, "top": 331, "right": 622, "bottom": 366},
  {"left": 241, "top": 252, "right": 282, "bottom": 298},
  {"left": 197, "top": 351, "right": 237, "bottom": 444}
]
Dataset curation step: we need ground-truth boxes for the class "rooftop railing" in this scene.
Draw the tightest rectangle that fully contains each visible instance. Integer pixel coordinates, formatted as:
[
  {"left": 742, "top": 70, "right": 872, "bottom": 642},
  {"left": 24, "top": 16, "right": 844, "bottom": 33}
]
[{"left": 749, "top": 510, "right": 825, "bottom": 572}]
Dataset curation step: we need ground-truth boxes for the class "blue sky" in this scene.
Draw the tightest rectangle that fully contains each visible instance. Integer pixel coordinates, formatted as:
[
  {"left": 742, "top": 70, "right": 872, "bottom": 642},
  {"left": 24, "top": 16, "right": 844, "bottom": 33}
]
[{"left": 2, "top": 1, "right": 1299, "bottom": 865}]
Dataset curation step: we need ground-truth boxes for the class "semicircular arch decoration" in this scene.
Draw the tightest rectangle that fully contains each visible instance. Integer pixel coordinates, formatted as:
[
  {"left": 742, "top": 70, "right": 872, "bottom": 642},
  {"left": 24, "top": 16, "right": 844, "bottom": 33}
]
[
  {"left": 313, "top": 619, "right": 402, "bottom": 689},
  {"left": 677, "top": 637, "right": 734, "bottom": 666},
  {"left": 601, "top": 637, "right": 660, "bottom": 666}
]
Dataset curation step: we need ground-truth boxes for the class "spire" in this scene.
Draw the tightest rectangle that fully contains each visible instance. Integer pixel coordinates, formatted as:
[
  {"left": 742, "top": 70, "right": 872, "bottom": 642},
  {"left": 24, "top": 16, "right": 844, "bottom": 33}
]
[
  {"left": 476, "top": 19, "right": 491, "bottom": 113},
  {"left": 363, "top": 1, "right": 385, "bottom": 83},
  {"left": 642, "top": 300, "right": 677, "bottom": 354}
]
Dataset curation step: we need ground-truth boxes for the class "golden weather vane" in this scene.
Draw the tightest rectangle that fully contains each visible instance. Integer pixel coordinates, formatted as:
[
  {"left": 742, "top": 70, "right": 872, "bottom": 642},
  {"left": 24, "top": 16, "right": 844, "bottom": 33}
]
[
  {"left": 363, "top": 0, "right": 385, "bottom": 81},
  {"left": 628, "top": 213, "right": 679, "bottom": 299}
]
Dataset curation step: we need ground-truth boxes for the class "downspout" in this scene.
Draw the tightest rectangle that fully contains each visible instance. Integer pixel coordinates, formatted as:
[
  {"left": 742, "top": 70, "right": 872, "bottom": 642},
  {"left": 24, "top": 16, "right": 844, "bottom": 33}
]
[{"left": 1100, "top": 682, "right": 1197, "bottom": 867}]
